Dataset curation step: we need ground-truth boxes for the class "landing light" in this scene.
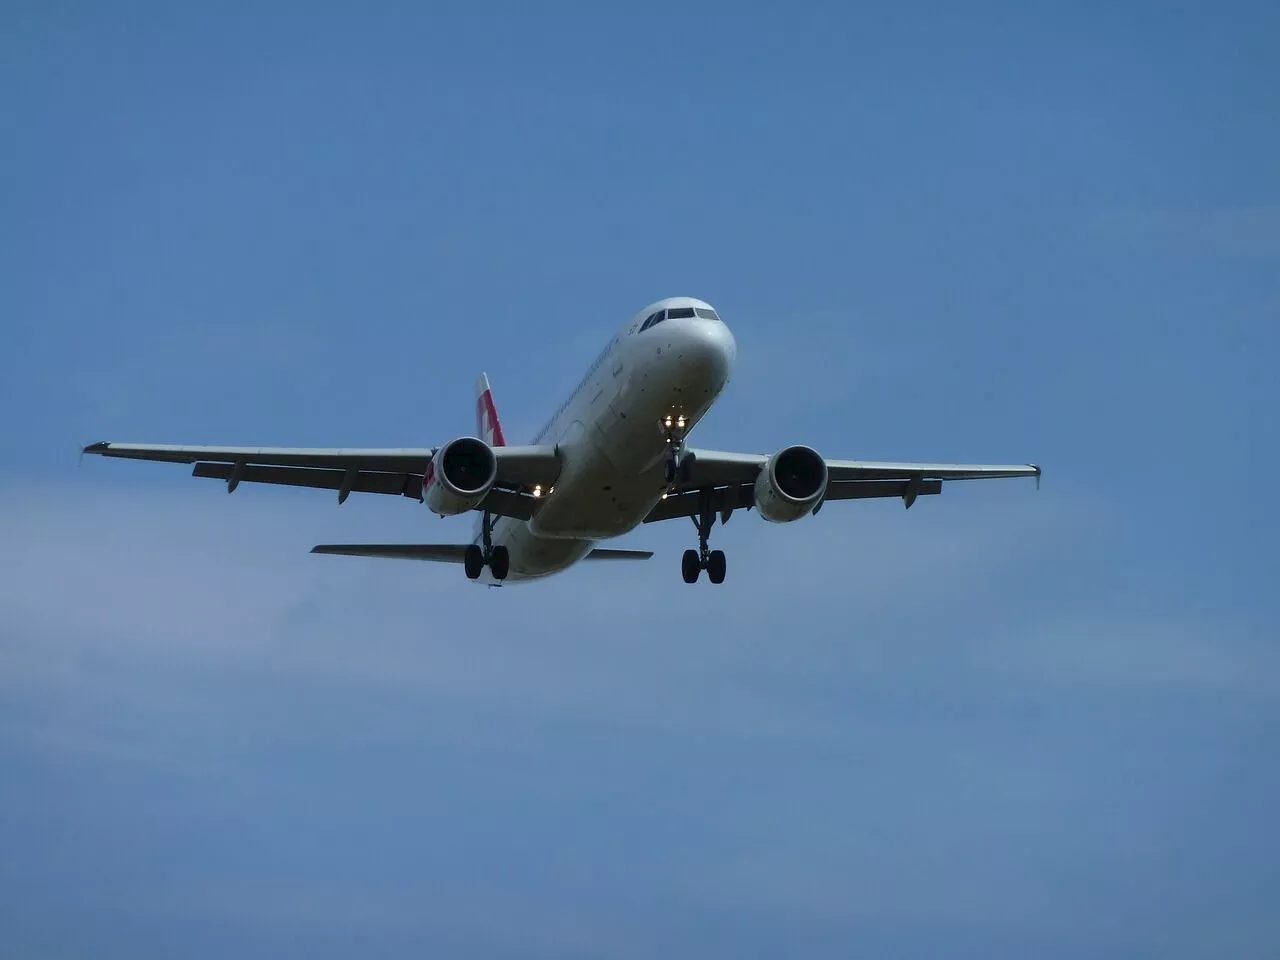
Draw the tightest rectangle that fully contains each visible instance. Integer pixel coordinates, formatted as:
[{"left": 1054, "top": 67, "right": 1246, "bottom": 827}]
[
  {"left": 532, "top": 484, "right": 542, "bottom": 498},
  {"left": 664, "top": 415, "right": 673, "bottom": 428}
]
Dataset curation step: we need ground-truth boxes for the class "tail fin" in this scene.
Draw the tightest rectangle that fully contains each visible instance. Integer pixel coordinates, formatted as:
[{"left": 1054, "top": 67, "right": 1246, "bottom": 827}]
[{"left": 475, "top": 373, "right": 506, "bottom": 447}]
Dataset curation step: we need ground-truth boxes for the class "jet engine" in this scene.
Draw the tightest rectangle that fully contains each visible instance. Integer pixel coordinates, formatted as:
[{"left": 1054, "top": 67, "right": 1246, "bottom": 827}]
[
  {"left": 423, "top": 437, "right": 497, "bottom": 516},
  {"left": 753, "top": 444, "right": 828, "bottom": 523}
]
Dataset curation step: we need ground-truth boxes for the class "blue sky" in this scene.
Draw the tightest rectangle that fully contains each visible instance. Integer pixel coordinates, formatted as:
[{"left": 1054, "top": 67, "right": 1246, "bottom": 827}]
[{"left": 2, "top": 4, "right": 1278, "bottom": 957}]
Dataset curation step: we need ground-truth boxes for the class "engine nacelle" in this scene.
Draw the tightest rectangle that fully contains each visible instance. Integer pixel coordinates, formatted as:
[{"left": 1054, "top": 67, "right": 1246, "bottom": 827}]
[
  {"left": 753, "top": 444, "right": 828, "bottom": 523},
  {"left": 423, "top": 437, "right": 497, "bottom": 516}
]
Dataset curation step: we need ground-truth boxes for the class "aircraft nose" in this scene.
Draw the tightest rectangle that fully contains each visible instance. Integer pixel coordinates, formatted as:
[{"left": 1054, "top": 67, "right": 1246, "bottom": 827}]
[{"left": 680, "top": 316, "right": 736, "bottom": 385}]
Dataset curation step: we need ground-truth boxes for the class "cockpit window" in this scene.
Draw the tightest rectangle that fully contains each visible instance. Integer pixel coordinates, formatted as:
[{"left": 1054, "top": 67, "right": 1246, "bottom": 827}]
[
  {"left": 694, "top": 307, "right": 719, "bottom": 320},
  {"left": 639, "top": 310, "right": 664, "bottom": 331},
  {"left": 666, "top": 307, "right": 696, "bottom": 319}
]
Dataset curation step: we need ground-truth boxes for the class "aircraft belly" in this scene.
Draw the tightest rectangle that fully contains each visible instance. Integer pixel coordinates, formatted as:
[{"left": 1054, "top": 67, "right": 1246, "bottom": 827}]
[
  {"left": 497, "top": 524, "right": 593, "bottom": 581},
  {"left": 527, "top": 453, "right": 662, "bottom": 540}
]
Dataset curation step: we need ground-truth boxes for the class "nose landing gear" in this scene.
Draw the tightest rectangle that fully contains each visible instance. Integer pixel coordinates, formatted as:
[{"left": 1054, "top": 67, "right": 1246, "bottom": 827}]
[
  {"left": 464, "top": 510, "right": 510, "bottom": 581},
  {"left": 681, "top": 489, "right": 727, "bottom": 584},
  {"left": 662, "top": 415, "right": 696, "bottom": 485}
]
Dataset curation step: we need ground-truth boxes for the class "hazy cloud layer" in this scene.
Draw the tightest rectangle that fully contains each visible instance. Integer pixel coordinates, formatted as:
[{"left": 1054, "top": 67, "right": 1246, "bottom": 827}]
[{"left": 4, "top": 478, "right": 1276, "bottom": 958}]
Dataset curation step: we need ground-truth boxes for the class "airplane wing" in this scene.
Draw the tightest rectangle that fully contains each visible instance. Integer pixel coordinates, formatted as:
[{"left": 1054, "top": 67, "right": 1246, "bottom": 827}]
[
  {"left": 311, "top": 544, "right": 653, "bottom": 562},
  {"left": 81, "top": 441, "right": 561, "bottom": 521},
  {"left": 645, "top": 448, "right": 1039, "bottom": 523}
]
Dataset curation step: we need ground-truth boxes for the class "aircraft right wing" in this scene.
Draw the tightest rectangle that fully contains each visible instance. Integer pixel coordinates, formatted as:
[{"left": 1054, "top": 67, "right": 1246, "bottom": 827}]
[{"left": 81, "top": 441, "right": 562, "bottom": 521}]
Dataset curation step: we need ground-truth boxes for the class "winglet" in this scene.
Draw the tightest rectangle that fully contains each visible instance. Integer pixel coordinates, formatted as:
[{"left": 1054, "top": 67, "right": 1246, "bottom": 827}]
[{"left": 1032, "top": 463, "right": 1041, "bottom": 490}]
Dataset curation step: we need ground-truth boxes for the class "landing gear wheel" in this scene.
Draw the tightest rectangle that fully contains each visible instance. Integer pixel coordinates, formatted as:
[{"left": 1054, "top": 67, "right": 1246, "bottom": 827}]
[
  {"left": 706, "top": 549, "right": 726, "bottom": 584},
  {"left": 490, "top": 545, "right": 510, "bottom": 581},
  {"left": 684, "top": 488, "right": 728, "bottom": 584},
  {"left": 463, "top": 544, "right": 484, "bottom": 580},
  {"left": 681, "top": 549, "right": 701, "bottom": 584}
]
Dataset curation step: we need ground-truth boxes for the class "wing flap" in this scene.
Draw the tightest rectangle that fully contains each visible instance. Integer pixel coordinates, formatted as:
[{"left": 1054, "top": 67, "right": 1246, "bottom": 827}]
[
  {"left": 477, "top": 488, "right": 537, "bottom": 522},
  {"left": 825, "top": 460, "right": 1041, "bottom": 482},
  {"left": 193, "top": 462, "right": 423, "bottom": 498},
  {"left": 192, "top": 463, "right": 537, "bottom": 520},
  {"left": 644, "top": 479, "right": 943, "bottom": 523},
  {"left": 678, "top": 447, "right": 1039, "bottom": 490},
  {"left": 85, "top": 441, "right": 562, "bottom": 503}
]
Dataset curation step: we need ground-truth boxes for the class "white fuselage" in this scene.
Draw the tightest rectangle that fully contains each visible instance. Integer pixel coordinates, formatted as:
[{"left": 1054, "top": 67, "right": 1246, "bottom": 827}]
[{"left": 473, "top": 297, "right": 736, "bottom": 583}]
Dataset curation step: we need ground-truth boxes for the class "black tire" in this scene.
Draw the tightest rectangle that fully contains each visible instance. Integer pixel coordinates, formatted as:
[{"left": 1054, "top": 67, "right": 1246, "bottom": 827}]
[
  {"left": 490, "top": 545, "right": 510, "bottom": 581},
  {"left": 707, "top": 549, "right": 726, "bottom": 584},
  {"left": 464, "top": 544, "right": 484, "bottom": 580},
  {"left": 681, "top": 549, "right": 701, "bottom": 584}
]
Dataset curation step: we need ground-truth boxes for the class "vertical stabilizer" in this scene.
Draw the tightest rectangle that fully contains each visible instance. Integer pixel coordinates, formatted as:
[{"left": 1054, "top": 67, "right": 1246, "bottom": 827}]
[{"left": 475, "top": 373, "right": 506, "bottom": 447}]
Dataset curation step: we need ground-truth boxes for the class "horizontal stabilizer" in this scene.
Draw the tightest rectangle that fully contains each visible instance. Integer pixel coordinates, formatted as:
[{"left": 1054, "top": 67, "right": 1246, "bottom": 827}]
[
  {"left": 584, "top": 548, "right": 653, "bottom": 561},
  {"left": 311, "top": 544, "right": 468, "bottom": 562},
  {"left": 311, "top": 544, "right": 654, "bottom": 563}
]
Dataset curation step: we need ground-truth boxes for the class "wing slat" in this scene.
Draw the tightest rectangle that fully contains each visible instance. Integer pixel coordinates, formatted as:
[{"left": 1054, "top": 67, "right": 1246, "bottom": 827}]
[{"left": 191, "top": 462, "right": 537, "bottom": 520}]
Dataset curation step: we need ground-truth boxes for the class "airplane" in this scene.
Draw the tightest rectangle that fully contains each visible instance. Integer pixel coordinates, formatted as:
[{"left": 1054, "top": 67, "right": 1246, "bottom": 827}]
[{"left": 82, "top": 297, "right": 1040, "bottom": 585}]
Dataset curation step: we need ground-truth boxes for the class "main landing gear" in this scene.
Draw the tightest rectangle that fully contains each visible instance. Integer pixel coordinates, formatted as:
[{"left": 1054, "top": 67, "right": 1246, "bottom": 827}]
[
  {"left": 464, "top": 511, "right": 509, "bottom": 581},
  {"left": 681, "top": 489, "right": 727, "bottom": 585}
]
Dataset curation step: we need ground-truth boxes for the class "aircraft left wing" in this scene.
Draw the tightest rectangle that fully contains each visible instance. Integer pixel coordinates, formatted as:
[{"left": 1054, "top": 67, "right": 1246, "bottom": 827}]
[
  {"left": 81, "top": 441, "right": 561, "bottom": 520},
  {"left": 645, "top": 448, "right": 1039, "bottom": 523},
  {"left": 679, "top": 449, "right": 1040, "bottom": 487}
]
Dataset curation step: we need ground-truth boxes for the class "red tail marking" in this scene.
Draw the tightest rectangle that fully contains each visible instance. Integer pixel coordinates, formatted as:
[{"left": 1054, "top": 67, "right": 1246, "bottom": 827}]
[{"left": 477, "top": 388, "right": 506, "bottom": 447}]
